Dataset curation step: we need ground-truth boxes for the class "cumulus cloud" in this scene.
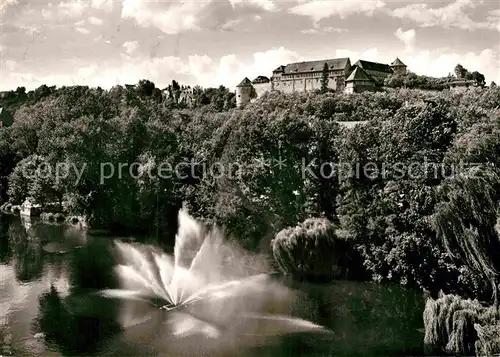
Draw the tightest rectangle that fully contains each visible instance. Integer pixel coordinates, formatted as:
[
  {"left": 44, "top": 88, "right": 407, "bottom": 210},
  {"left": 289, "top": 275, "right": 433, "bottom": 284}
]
[
  {"left": 335, "top": 46, "right": 500, "bottom": 84},
  {"left": 389, "top": 0, "right": 499, "bottom": 31},
  {"left": 121, "top": 0, "right": 277, "bottom": 35},
  {"left": 301, "top": 25, "right": 346, "bottom": 34},
  {"left": 58, "top": 1, "right": 87, "bottom": 18},
  {"left": 122, "top": 41, "right": 139, "bottom": 55},
  {"left": 407, "top": 48, "right": 500, "bottom": 83},
  {"left": 75, "top": 27, "right": 90, "bottom": 34},
  {"left": 91, "top": 0, "right": 113, "bottom": 12},
  {"left": 394, "top": 28, "right": 416, "bottom": 52},
  {"left": 2, "top": 45, "right": 498, "bottom": 92},
  {"left": 88, "top": 16, "right": 104, "bottom": 25},
  {"left": 229, "top": 0, "right": 277, "bottom": 12},
  {"left": 289, "top": 0, "right": 385, "bottom": 22},
  {"left": 0, "top": 46, "right": 302, "bottom": 91},
  {"left": 2, "top": 60, "right": 17, "bottom": 71},
  {"left": 0, "top": 0, "right": 18, "bottom": 17}
]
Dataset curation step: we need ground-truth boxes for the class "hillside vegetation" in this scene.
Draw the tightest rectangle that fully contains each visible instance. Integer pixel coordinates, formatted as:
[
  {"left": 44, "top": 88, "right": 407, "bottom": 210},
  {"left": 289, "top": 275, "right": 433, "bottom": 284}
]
[{"left": 1, "top": 83, "right": 500, "bottom": 342}]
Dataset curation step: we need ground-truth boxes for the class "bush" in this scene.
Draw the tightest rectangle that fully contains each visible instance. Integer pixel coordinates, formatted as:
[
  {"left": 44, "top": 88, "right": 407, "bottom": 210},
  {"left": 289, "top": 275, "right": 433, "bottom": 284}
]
[
  {"left": 271, "top": 217, "right": 352, "bottom": 282},
  {"left": 475, "top": 321, "right": 500, "bottom": 356},
  {"left": 54, "top": 213, "right": 65, "bottom": 222},
  {"left": 40, "top": 212, "right": 55, "bottom": 222},
  {"left": 67, "top": 215, "right": 80, "bottom": 224},
  {"left": 423, "top": 292, "right": 500, "bottom": 355}
]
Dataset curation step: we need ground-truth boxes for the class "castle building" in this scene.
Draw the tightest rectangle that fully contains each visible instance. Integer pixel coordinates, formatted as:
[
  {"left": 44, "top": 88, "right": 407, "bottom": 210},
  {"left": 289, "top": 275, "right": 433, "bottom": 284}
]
[
  {"left": 449, "top": 79, "right": 478, "bottom": 92},
  {"left": 236, "top": 56, "right": 407, "bottom": 107}
]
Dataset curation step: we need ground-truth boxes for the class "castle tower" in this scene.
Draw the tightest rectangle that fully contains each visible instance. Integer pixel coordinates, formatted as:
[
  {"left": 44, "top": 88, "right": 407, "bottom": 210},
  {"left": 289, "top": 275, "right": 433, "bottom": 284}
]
[
  {"left": 236, "top": 77, "right": 253, "bottom": 108},
  {"left": 344, "top": 67, "right": 376, "bottom": 94},
  {"left": 390, "top": 57, "right": 407, "bottom": 75},
  {"left": 252, "top": 76, "right": 271, "bottom": 98}
]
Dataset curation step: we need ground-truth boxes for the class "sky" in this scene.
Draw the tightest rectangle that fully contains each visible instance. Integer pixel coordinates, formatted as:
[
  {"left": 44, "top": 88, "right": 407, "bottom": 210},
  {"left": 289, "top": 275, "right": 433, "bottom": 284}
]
[{"left": 0, "top": 0, "right": 499, "bottom": 91}]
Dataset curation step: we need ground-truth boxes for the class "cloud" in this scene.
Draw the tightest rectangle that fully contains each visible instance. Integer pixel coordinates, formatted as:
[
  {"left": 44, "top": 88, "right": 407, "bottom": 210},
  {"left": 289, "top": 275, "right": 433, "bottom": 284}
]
[
  {"left": 2, "top": 45, "right": 498, "bottom": 93},
  {"left": 90, "top": 0, "right": 113, "bottom": 12},
  {"left": 389, "top": 0, "right": 499, "bottom": 31},
  {"left": 301, "top": 24, "right": 346, "bottom": 34},
  {"left": 2, "top": 60, "right": 17, "bottom": 71},
  {"left": 122, "top": 41, "right": 139, "bottom": 55},
  {"left": 58, "top": 0, "right": 87, "bottom": 18},
  {"left": 289, "top": 0, "right": 385, "bottom": 22},
  {"left": 88, "top": 16, "right": 104, "bottom": 26},
  {"left": 75, "top": 27, "right": 90, "bottom": 34},
  {"left": 394, "top": 28, "right": 416, "bottom": 52},
  {"left": 406, "top": 48, "right": 500, "bottom": 83},
  {"left": 229, "top": 0, "right": 277, "bottom": 12},
  {"left": 19, "top": 25, "right": 41, "bottom": 36},
  {"left": 301, "top": 28, "right": 318, "bottom": 34},
  {"left": 0, "top": 0, "right": 18, "bottom": 17},
  {"left": 335, "top": 46, "right": 500, "bottom": 84},
  {"left": 0, "top": 46, "right": 302, "bottom": 91},
  {"left": 323, "top": 26, "right": 346, "bottom": 33},
  {"left": 121, "top": 0, "right": 277, "bottom": 35}
]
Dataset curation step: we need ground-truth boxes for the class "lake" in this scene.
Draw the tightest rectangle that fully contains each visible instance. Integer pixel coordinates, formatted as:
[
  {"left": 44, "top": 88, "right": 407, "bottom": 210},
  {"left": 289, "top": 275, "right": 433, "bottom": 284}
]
[{"left": 0, "top": 214, "right": 426, "bottom": 356}]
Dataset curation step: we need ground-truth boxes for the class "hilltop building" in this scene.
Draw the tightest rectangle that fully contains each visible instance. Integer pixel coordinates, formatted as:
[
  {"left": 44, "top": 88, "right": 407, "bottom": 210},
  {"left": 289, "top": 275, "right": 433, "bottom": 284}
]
[
  {"left": 236, "top": 56, "right": 407, "bottom": 107},
  {"left": 449, "top": 79, "right": 478, "bottom": 92}
]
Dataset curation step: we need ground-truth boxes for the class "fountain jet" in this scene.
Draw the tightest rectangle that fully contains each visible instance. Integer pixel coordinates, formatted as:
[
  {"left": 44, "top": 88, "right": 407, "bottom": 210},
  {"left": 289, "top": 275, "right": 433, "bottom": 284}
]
[{"left": 99, "top": 209, "right": 326, "bottom": 340}]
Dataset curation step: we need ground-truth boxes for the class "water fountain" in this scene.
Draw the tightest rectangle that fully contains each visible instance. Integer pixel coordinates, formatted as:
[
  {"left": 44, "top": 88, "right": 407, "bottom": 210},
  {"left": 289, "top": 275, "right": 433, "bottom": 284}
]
[{"left": 98, "top": 209, "right": 327, "bottom": 351}]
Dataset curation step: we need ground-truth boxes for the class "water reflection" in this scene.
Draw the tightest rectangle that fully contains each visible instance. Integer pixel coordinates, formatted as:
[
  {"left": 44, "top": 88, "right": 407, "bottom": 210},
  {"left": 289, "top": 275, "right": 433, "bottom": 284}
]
[
  {"left": 34, "top": 285, "right": 121, "bottom": 356},
  {"left": 0, "top": 215, "right": 425, "bottom": 357}
]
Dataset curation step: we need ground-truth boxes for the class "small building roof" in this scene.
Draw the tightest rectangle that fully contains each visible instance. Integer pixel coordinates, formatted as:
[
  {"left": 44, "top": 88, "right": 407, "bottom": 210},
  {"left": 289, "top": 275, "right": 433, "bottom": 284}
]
[
  {"left": 354, "top": 60, "right": 392, "bottom": 74},
  {"left": 391, "top": 57, "right": 406, "bottom": 67},
  {"left": 281, "top": 58, "right": 350, "bottom": 74},
  {"left": 345, "top": 67, "right": 372, "bottom": 82},
  {"left": 252, "top": 76, "right": 270, "bottom": 84},
  {"left": 449, "top": 79, "right": 477, "bottom": 87},
  {"left": 236, "top": 77, "right": 253, "bottom": 87}
]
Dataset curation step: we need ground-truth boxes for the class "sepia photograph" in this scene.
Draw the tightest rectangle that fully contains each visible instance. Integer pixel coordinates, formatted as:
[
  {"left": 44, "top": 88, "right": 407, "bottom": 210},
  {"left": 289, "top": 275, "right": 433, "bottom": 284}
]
[{"left": 0, "top": 0, "right": 499, "bottom": 356}]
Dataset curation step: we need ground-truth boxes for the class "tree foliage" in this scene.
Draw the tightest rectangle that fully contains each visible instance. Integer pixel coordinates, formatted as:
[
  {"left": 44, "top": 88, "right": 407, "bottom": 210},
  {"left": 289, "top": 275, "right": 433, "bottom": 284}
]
[
  {"left": 271, "top": 218, "right": 350, "bottom": 282},
  {"left": 320, "top": 62, "right": 329, "bottom": 93},
  {"left": 0, "top": 81, "right": 499, "bottom": 303}
]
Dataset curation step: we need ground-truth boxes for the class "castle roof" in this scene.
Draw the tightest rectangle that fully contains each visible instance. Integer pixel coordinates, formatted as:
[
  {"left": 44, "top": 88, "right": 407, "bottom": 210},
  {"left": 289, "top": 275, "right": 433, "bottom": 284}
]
[
  {"left": 281, "top": 57, "right": 350, "bottom": 74},
  {"left": 273, "top": 65, "right": 286, "bottom": 73},
  {"left": 345, "top": 67, "right": 372, "bottom": 82},
  {"left": 236, "top": 77, "right": 253, "bottom": 87},
  {"left": 391, "top": 57, "right": 406, "bottom": 67},
  {"left": 252, "top": 76, "right": 270, "bottom": 84},
  {"left": 354, "top": 60, "right": 392, "bottom": 74}
]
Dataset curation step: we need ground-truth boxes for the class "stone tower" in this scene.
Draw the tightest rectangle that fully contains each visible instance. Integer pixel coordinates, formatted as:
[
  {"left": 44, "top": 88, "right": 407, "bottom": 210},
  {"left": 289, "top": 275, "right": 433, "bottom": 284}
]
[
  {"left": 390, "top": 57, "right": 407, "bottom": 75},
  {"left": 236, "top": 77, "right": 254, "bottom": 108}
]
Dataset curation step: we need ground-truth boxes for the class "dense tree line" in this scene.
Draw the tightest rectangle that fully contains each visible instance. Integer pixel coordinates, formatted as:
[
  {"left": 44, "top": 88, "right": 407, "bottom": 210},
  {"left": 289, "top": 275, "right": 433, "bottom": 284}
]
[{"left": 0, "top": 82, "right": 499, "bottom": 311}]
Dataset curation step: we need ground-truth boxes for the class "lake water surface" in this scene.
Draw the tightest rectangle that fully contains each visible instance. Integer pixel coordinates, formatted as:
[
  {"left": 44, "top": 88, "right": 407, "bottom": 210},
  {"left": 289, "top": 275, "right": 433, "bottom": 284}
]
[{"left": 0, "top": 214, "right": 425, "bottom": 356}]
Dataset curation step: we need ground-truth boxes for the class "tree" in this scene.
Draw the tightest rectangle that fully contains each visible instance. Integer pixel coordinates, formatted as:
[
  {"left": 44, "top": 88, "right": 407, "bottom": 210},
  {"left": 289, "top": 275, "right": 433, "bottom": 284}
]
[
  {"left": 491, "top": 81, "right": 497, "bottom": 88},
  {"left": 454, "top": 64, "right": 468, "bottom": 79},
  {"left": 471, "top": 71, "right": 486, "bottom": 87},
  {"left": 320, "top": 62, "right": 329, "bottom": 93},
  {"left": 431, "top": 167, "right": 500, "bottom": 310},
  {"left": 136, "top": 79, "right": 156, "bottom": 97}
]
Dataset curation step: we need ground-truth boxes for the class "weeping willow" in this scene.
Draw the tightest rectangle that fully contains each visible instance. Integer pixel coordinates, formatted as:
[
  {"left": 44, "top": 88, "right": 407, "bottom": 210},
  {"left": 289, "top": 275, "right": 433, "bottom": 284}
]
[
  {"left": 431, "top": 166, "right": 500, "bottom": 309},
  {"left": 423, "top": 293, "right": 499, "bottom": 355},
  {"left": 475, "top": 320, "right": 500, "bottom": 356},
  {"left": 271, "top": 217, "right": 342, "bottom": 281}
]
